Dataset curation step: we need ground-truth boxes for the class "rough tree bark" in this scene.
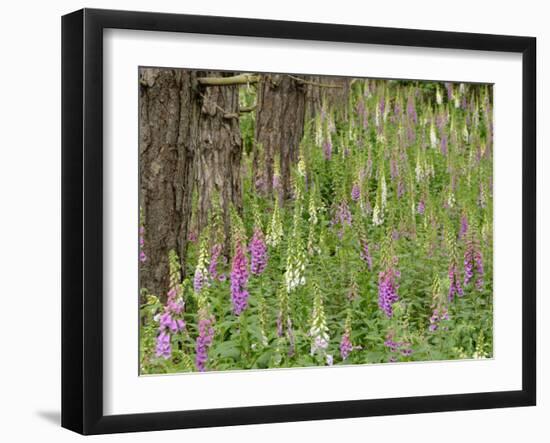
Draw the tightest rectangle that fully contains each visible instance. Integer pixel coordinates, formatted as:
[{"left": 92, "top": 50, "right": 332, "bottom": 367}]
[
  {"left": 139, "top": 68, "right": 199, "bottom": 300},
  {"left": 254, "top": 74, "right": 306, "bottom": 201},
  {"left": 196, "top": 72, "right": 243, "bottom": 254},
  {"left": 305, "top": 76, "right": 351, "bottom": 120}
]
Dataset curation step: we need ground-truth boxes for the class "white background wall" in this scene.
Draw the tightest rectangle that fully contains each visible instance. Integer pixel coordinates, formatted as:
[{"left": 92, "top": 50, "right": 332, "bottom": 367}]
[{"left": 0, "top": 1, "right": 545, "bottom": 441}]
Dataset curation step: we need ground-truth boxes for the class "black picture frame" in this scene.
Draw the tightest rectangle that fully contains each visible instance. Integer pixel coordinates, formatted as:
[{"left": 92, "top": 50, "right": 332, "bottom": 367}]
[{"left": 62, "top": 8, "right": 536, "bottom": 435}]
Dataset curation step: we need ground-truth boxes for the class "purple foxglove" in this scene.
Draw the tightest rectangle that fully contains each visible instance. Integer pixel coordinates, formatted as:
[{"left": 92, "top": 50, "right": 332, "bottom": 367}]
[
  {"left": 249, "top": 227, "right": 268, "bottom": 275},
  {"left": 195, "top": 310, "right": 215, "bottom": 372},
  {"left": 230, "top": 243, "right": 250, "bottom": 315},
  {"left": 378, "top": 267, "right": 400, "bottom": 318},
  {"left": 339, "top": 332, "right": 353, "bottom": 360},
  {"left": 208, "top": 243, "right": 222, "bottom": 280},
  {"left": 351, "top": 183, "right": 361, "bottom": 202}
]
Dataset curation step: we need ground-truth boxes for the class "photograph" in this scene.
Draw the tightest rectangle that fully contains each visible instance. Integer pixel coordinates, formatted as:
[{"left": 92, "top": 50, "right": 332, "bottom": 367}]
[{"left": 138, "top": 68, "right": 494, "bottom": 374}]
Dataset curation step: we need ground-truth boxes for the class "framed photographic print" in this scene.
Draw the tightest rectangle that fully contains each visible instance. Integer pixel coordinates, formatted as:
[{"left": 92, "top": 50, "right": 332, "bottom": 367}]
[{"left": 61, "top": 8, "right": 536, "bottom": 435}]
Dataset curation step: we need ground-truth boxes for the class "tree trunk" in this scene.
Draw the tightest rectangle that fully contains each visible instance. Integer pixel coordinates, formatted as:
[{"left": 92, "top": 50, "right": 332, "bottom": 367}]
[
  {"left": 304, "top": 75, "right": 324, "bottom": 121},
  {"left": 139, "top": 68, "right": 199, "bottom": 300},
  {"left": 196, "top": 72, "right": 243, "bottom": 254},
  {"left": 305, "top": 75, "right": 351, "bottom": 120},
  {"left": 254, "top": 74, "right": 306, "bottom": 201}
]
